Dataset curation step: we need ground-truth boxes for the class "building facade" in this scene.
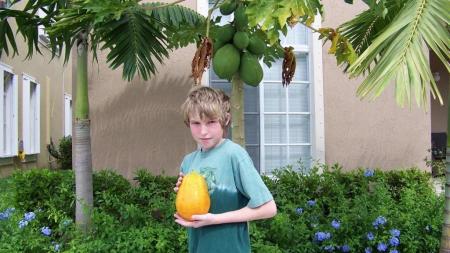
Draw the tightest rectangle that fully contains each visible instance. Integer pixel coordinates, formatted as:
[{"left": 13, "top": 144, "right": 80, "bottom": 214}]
[{"left": 1, "top": 0, "right": 447, "bottom": 179}]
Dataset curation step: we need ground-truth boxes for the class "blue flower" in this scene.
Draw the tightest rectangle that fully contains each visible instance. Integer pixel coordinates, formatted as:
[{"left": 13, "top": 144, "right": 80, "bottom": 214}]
[
  {"left": 389, "top": 250, "right": 398, "bottom": 253},
  {"left": 367, "top": 232, "right": 375, "bottom": 241},
  {"left": 390, "top": 229, "right": 400, "bottom": 237},
  {"left": 41, "top": 226, "right": 52, "bottom": 236},
  {"left": 314, "top": 231, "right": 331, "bottom": 242},
  {"left": 18, "top": 219, "right": 28, "bottom": 229},
  {"left": 323, "top": 245, "right": 335, "bottom": 252},
  {"left": 365, "top": 248, "right": 372, "bottom": 253},
  {"left": 307, "top": 200, "right": 316, "bottom": 207},
  {"left": 0, "top": 208, "right": 15, "bottom": 221},
  {"left": 54, "top": 244, "right": 61, "bottom": 252},
  {"left": 296, "top": 207, "right": 303, "bottom": 215},
  {"left": 364, "top": 168, "right": 375, "bottom": 177},
  {"left": 331, "top": 219, "right": 341, "bottom": 229},
  {"left": 377, "top": 243, "right": 388, "bottom": 252},
  {"left": 389, "top": 237, "right": 400, "bottom": 247},
  {"left": 24, "top": 212, "right": 36, "bottom": 222},
  {"left": 373, "top": 216, "right": 387, "bottom": 229},
  {"left": 341, "top": 245, "right": 350, "bottom": 252}
]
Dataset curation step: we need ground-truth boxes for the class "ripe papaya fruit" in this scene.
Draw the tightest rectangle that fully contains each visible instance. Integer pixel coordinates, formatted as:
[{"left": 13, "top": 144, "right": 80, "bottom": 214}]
[
  {"left": 213, "top": 44, "right": 240, "bottom": 80},
  {"left": 239, "top": 52, "right": 263, "bottom": 86},
  {"left": 219, "top": 0, "right": 237, "bottom": 15},
  {"left": 248, "top": 36, "right": 266, "bottom": 56},
  {"left": 234, "top": 5, "right": 248, "bottom": 31},
  {"left": 176, "top": 171, "right": 210, "bottom": 221},
  {"left": 233, "top": 31, "right": 249, "bottom": 50}
]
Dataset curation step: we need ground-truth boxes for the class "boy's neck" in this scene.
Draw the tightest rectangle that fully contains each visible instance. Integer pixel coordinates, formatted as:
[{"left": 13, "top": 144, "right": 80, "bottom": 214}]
[{"left": 201, "top": 138, "right": 226, "bottom": 152}]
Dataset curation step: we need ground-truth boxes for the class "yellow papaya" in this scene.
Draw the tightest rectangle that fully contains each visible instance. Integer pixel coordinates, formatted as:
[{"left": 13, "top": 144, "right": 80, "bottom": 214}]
[{"left": 175, "top": 171, "right": 211, "bottom": 221}]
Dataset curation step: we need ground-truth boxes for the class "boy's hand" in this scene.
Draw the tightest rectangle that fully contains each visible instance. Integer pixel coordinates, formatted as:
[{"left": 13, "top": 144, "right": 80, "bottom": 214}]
[
  {"left": 173, "top": 172, "right": 184, "bottom": 192},
  {"left": 174, "top": 213, "right": 217, "bottom": 228}
]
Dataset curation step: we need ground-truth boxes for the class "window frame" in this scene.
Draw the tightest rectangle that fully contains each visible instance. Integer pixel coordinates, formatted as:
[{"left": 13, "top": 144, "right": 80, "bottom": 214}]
[
  {"left": 22, "top": 74, "right": 41, "bottom": 154},
  {"left": 64, "top": 93, "right": 72, "bottom": 137},
  {"left": 0, "top": 62, "right": 18, "bottom": 158}
]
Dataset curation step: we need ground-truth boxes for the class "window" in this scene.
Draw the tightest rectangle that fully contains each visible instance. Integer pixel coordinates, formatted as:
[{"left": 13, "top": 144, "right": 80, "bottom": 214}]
[
  {"left": 0, "top": 63, "right": 18, "bottom": 157},
  {"left": 22, "top": 75, "right": 40, "bottom": 154},
  {"left": 37, "top": 8, "right": 50, "bottom": 43},
  {"left": 0, "top": 0, "right": 11, "bottom": 9},
  {"left": 64, "top": 94, "right": 72, "bottom": 137},
  {"left": 206, "top": 1, "right": 324, "bottom": 173}
]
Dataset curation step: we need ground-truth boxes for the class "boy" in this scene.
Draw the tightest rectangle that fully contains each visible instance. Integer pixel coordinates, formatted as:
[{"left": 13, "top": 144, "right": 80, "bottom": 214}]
[{"left": 174, "top": 86, "right": 277, "bottom": 253}]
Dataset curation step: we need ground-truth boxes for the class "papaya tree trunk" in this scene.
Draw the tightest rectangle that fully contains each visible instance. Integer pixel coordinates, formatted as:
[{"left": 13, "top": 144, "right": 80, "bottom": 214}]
[
  {"left": 231, "top": 74, "right": 245, "bottom": 147},
  {"left": 74, "top": 33, "right": 93, "bottom": 233},
  {"left": 440, "top": 84, "right": 450, "bottom": 252}
]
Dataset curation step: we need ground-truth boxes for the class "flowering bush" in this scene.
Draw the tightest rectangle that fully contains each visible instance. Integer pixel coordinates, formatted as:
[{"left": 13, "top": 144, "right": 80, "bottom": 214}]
[{"left": 0, "top": 165, "right": 444, "bottom": 252}]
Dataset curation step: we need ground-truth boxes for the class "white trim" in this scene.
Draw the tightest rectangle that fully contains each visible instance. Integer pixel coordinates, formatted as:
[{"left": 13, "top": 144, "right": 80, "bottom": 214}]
[
  {"left": 0, "top": 63, "right": 18, "bottom": 157},
  {"left": 310, "top": 15, "right": 325, "bottom": 164},
  {"left": 22, "top": 74, "right": 41, "bottom": 154},
  {"left": 64, "top": 94, "right": 72, "bottom": 136},
  {"left": 197, "top": 0, "right": 208, "bottom": 17}
]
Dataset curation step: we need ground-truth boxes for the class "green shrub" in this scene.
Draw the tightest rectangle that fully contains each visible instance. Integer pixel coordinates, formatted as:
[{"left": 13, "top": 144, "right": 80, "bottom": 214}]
[
  {"left": 0, "top": 165, "right": 444, "bottom": 252},
  {"left": 47, "top": 136, "right": 72, "bottom": 170}
]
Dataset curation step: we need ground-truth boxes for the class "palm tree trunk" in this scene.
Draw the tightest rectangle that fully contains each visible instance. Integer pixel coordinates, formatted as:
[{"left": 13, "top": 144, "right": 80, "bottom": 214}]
[
  {"left": 74, "top": 33, "right": 93, "bottom": 233},
  {"left": 440, "top": 86, "right": 450, "bottom": 253},
  {"left": 231, "top": 74, "right": 245, "bottom": 147}
]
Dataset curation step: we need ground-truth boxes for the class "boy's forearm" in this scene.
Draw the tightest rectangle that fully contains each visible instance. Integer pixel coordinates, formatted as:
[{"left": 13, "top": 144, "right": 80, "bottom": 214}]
[{"left": 212, "top": 199, "right": 277, "bottom": 225}]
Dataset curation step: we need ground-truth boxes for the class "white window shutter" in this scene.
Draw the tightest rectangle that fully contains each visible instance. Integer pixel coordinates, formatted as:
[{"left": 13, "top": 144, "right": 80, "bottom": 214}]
[
  {"left": 35, "top": 83, "right": 40, "bottom": 153},
  {"left": 12, "top": 74, "right": 18, "bottom": 155},
  {"left": 22, "top": 76, "right": 31, "bottom": 153},
  {"left": 0, "top": 69, "right": 4, "bottom": 157}
]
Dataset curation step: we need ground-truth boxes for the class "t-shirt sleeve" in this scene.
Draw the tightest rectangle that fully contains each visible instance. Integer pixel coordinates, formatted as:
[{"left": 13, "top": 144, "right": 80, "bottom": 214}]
[
  {"left": 180, "top": 154, "right": 192, "bottom": 174},
  {"left": 233, "top": 154, "right": 273, "bottom": 208}
]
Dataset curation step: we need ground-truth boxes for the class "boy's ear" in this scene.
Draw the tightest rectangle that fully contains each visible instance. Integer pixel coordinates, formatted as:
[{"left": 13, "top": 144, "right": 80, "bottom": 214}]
[{"left": 225, "top": 113, "right": 231, "bottom": 126}]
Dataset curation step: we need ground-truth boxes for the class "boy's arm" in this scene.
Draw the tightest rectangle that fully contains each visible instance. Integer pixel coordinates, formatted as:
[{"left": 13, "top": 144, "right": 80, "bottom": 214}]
[{"left": 174, "top": 199, "right": 277, "bottom": 228}]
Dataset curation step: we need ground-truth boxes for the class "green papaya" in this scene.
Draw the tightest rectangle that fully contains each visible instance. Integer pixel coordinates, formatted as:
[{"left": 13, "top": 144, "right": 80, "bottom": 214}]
[
  {"left": 215, "top": 24, "right": 235, "bottom": 43},
  {"left": 219, "top": 0, "right": 237, "bottom": 15},
  {"left": 213, "top": 44, "right": 240, "bottom": 80},
  {"left": 233, "top": 31, "right": 249, "bottom": 50},
  {"left": 248, "top": 36, "right": 266, "bottom": 56},
  {"left": 213, "top": 40, "right": 225, "bottom": 56},
  {"left": 239, "top": 52, "right": 263, "bottom": 86},
  {"left": 234, "top": 5, "right": 248, "bottom": 31}
]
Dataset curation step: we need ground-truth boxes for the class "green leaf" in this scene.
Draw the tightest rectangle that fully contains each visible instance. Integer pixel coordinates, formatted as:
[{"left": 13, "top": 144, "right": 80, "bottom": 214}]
[{"left": 348, "top": 0, "right": 449, "bottom": 108}]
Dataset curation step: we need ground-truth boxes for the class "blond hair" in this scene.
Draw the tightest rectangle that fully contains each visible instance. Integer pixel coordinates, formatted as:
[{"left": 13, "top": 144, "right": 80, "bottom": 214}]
[{"left": 181, "top": 86, "right": 230, "bottom": 128}]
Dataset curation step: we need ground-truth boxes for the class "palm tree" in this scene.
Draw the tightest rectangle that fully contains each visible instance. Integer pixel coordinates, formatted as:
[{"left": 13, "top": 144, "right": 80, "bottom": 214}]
[{"left": 0, "top": 0, "right": 204, "bottom": 232}]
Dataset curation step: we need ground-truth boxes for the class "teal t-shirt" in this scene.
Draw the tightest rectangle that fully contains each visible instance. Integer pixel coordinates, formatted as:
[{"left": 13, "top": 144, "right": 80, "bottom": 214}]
[{"left": 180, "top": 139, "right": 273, "bottom": 253}]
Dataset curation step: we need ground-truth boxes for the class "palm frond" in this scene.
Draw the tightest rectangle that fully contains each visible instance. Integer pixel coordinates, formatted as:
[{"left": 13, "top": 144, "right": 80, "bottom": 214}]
[
  {"left": 348, "top": 0, "right": 450, "bottom": 107},
  {"left": 143, "top": 2, "right": 205, "bottom": 28},
  {"left": 143, "top": 2, "right": 206, "bottom": 49},
  {"left": 0, "top": 0, "right": 70, "bottom": 59},
  {"left": 96, "top": 6, "right": 169, "bottom": 81},
  {"left": 340, "top": 0, "right": 407, "bottom": 55}
]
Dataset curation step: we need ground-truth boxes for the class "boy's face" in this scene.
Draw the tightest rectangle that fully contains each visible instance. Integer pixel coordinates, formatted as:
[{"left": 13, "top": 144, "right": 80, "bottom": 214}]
[{"left": 189, "top": 113, "right": 224, "bottom": 151}]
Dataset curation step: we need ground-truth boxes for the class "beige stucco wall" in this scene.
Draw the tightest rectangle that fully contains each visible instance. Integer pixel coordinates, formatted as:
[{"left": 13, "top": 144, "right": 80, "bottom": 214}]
[
  {"left": 88, "top": 0, "right": 197, "bottom": 179},
  {"left": 0, "top": 44, "right": 71, "bottom": 174},
  {"left": 0, "top": 1, "right": 72, "bottom": 176},
  {"left": 322, "top": 0, "right": 430, "bottom": 171}
]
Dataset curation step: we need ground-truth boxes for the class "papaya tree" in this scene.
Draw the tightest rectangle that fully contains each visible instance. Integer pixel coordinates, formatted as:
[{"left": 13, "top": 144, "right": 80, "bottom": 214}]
[
  {"left": 0, "top": 0, "right": 205, "bottom": 232},
  {"left": 202, "top": 1, "right": 448, "bottom": 249}
]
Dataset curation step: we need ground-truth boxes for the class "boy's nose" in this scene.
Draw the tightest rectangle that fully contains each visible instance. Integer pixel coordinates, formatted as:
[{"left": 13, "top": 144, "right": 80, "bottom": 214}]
[{"left": 200, "top": 125, "right": 208, "bottom": 135}]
